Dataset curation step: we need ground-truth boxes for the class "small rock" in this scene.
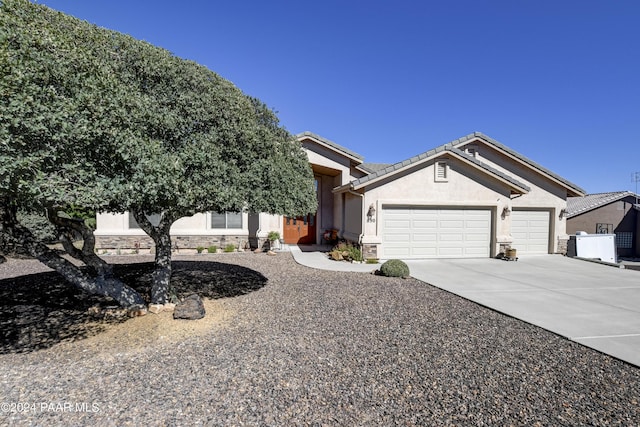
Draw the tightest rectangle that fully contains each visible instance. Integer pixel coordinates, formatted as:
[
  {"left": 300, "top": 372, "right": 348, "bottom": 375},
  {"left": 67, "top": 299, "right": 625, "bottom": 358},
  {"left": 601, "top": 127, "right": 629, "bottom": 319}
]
[
  {"left": 163, "top": 302, "right": 176, "bottom": 312},
  {"left": 267, "top": 250, "right": 277, "bottom": 256},
  {"left": 173, "top": 294, "right": 205, "bottom": 320},
  {"left": 128, "top": 307, "right": 147, "bottom": 317},
  {"left": 148, "top": 304, "right": 164, "bottom": 314}
]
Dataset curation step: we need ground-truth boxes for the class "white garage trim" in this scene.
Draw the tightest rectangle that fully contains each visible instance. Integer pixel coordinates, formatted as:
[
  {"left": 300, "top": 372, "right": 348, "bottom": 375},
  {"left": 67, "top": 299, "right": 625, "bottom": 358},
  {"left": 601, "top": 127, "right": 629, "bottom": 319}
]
[
  {"left": 510, "top": 210, "right": 551, "bottom": 254},
  {"left": 381, "top": 207, "right": 492, "bottom": 259}
]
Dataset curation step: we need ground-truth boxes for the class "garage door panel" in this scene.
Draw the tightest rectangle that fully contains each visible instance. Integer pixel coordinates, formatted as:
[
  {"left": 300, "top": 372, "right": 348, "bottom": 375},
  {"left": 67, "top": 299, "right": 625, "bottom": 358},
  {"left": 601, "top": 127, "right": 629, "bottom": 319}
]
[
  {"left": 412, "top": 233, "right": 437, "bottom": 242},
  {"left": 465, "top": 233, "right": 489, "bottom": 242},
  {"left": 412, "top": 220, "right": 438, "bottom": 228},
  {"left": 466, "top": 219, "right": 490, "bottom": 227},
  {"left": 439, "top": 232, "right": 464, "bottom": 242},
  {"left": 382, "top": 207, "right": 491, "bottom": 259},
  {"left": 385, "top": 247, "right": 411, "bottom": 257},
  {"left": 385, "top": 219, "right": 411, "bottom": 228},
  {"left": 440, "top": 220, "right": 464, "bottom": 228},
  {"left": 384, "top": 233, "right": 411, "bottom": 242},
  {"left": 412, "top": 247, "right": 438, "bottom": 256}
]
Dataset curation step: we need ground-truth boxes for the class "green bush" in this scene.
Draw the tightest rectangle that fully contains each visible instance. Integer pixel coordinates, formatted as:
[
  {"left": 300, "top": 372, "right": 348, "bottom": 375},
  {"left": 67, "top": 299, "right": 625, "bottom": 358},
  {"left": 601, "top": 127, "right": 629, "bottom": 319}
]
[
  {"left": 207, "top": 245, "right": 217, "bottom": 253},
  {"left": 196, "top": 246, "right": 205, "bottom": 253},
  {"left": 267, "top": 231, "right": 280, "bottom": 242},
  {"left": 379, "top": 259, "right": 410, "bottom": 278},
  {"left": 328, "top": 242, "right": 363, "bottom": 262},
  {"left": 224, "top": 244, "right": 236, "bottom": 252}
]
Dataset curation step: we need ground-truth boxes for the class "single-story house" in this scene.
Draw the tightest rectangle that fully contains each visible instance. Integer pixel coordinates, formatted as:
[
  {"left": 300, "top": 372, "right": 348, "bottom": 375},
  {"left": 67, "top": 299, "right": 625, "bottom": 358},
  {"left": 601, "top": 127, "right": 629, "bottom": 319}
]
[
  {"left": 567, "top": 191, "right": 640, "bottom": 258},
  {"left": 95, "top": 131, "right": 586, "bottom": 258}
]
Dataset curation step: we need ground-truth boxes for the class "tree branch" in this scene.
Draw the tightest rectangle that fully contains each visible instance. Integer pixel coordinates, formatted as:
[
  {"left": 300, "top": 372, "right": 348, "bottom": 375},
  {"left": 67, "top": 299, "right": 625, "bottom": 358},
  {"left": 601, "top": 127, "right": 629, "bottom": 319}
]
[{"left": 46, "top": 207, "right": 113, "bottom": 278}]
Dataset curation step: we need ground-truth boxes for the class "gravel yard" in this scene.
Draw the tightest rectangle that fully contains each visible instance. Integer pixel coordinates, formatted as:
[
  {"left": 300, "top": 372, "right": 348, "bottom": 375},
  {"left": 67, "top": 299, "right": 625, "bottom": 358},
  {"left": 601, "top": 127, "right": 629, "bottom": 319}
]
[{"left": 1, "top": 252, "right": 639, "bottom": 426}]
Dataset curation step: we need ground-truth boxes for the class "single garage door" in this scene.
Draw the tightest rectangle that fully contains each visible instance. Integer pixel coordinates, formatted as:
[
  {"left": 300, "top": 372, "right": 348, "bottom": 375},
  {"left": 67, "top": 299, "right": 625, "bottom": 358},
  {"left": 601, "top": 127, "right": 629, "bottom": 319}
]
[
  {"left": 382, "top": 207, "right": 491, "bottom": 259},
  {"left": 510, "top": 210, "right": 550, "bottom": 254}
]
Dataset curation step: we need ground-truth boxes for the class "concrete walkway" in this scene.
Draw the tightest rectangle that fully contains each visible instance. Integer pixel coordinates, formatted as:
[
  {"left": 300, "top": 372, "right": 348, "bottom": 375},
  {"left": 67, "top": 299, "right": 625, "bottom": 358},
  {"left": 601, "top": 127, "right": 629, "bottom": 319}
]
[
  {"left": 290, "top": 246, "right": 640, "bottom": 367},
  {"left": 289, "top": 245, "right": 379, "bottom": 273}
]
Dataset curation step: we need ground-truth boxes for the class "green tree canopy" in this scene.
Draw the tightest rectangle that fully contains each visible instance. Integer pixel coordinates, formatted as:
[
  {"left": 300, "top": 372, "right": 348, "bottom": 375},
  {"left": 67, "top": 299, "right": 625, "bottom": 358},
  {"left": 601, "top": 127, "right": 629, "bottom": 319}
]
[{"left": 0, "top": 0, "right": 317, "bottom": 307}]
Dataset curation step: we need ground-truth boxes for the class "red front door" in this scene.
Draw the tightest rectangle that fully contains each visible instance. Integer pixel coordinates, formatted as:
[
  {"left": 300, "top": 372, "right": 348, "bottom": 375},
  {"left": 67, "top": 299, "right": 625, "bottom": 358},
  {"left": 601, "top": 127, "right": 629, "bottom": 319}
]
[{"left": 283, "top": 214, "right": 316, "bottom": 244}]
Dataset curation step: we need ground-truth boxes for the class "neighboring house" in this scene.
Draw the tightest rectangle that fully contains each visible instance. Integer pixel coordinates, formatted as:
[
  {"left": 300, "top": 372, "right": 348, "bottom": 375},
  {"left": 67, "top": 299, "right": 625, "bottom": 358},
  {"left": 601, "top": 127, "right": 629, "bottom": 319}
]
[
  {"left": 566, "top": 191, "right": 640, "bottom": 258},
  {"left": 95, "top": 131, "right": 586, "bottom": 258}
]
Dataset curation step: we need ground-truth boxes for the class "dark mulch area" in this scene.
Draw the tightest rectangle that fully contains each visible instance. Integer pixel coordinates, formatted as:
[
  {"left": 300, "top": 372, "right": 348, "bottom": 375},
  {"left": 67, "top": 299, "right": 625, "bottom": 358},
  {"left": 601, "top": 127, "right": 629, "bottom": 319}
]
[
  {"left": 0, "top": 259, "right": 266, "bottom": 353},
  {"left": 0, "top": 252, "right": 639, "bottom": 426}
]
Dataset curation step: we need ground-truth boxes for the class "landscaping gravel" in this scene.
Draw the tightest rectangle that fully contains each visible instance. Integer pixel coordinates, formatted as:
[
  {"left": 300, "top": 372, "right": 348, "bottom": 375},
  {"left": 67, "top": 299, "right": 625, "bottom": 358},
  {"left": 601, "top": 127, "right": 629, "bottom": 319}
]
[{"left": 1, "top": 252, "right": 639, "bottom": 426}]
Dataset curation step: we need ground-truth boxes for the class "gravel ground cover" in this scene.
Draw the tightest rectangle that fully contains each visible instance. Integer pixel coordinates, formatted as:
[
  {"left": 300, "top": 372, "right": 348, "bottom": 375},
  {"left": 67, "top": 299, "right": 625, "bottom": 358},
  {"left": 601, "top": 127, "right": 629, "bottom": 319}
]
[{"left": 0, "top": 252, "right": 639, "bottom": 426}]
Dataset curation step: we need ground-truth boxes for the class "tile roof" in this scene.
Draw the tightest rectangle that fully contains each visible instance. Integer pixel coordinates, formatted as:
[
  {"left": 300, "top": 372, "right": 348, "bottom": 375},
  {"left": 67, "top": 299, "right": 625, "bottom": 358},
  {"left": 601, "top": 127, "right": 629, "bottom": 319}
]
[
  {"left": 452, "top": 132, "right": 586, "bottom": 197},
  {"left": 347, "top": 144, "right": 530, "bottom": 192},
  {"left": 297, "top": 131, "right": 364, "bottom": 162},
  {"left": 359, "top": 162, "right": 392, "bottom": 173},
  {"left": 567, "top": 191, "right": 640, "bottom": 218},
  {"left": 345, "top": 132, "right": 583, "bottom": 195}
]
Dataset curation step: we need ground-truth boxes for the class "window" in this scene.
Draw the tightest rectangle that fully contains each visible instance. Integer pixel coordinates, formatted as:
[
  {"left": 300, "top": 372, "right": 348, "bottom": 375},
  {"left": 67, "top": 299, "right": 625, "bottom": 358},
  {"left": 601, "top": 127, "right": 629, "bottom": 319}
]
[
  {"left": 128, "top": 212, "right": 161, "bottom": 229},
  {"left": 616, "top": 232, "right": 633, "bottom": 249},
  {"left": 211, "top": 212, "right": 243, "bottom": 229},
  {"left": 435, "top": 161, "right": 448, "bottom": 182}
]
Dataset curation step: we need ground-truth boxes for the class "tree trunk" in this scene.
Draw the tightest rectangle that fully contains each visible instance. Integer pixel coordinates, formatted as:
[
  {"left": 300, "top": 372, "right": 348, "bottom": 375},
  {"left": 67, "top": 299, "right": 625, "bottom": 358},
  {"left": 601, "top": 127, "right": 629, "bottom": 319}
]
[
  {"left": 0, "top": 202, "right": 146, "bottom": 310},
  {"left": 132, "top": 209, "right": 175, "bottom": 304},
  {"left": 47, "top": 208, "right": 114, "bottom": 279}
]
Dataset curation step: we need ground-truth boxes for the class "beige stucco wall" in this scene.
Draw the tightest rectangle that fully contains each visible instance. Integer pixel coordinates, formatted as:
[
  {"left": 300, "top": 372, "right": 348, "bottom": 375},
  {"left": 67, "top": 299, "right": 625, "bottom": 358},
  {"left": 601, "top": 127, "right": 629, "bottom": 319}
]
[
  {"left": 357, "top": 157, "right": 512, "bottom": 256},
  {"left": 303, "top": 143, "right": 356, "bottom": 187},
  {"left": 95, "top": 212, "right": 249, "bottom": 236},
  {"left": 342, "top": 191, "right": 363, "bottom": 242},
  {"left": 95, "top": 212, "right": 251, "bottom": 249},
  {"left": 456, "top": 141, "right": 569, "bottom": 253},
  {"left": 301, "top": 138, "right": 363, "bottom": 242}
]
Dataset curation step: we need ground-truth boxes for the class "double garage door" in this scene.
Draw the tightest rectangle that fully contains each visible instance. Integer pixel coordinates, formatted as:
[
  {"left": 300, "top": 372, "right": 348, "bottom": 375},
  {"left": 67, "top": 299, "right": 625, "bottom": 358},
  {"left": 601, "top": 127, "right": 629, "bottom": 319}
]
[
  {"left": 382, "top": 207, "right": 492, "bottom": 259},
  {"left": 382, "top": 207, "right": 551, "bottom": 259}
]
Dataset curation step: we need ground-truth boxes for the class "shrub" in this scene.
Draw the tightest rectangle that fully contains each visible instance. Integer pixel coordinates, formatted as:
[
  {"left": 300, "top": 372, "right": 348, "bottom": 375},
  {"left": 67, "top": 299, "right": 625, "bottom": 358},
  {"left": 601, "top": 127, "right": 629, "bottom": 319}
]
[
  {"left": 207, "top": 245, "right": 217, "bottom": 253},
  {"left": 379, "top": 259, "right": 410, "bottom": 278},
  {"left": 267, "top": 231, "right": 280, "bottom": 242},
  {"left": 328, "top": 242, "right": 362, "bottom": 262},
  {"left": 196, "top": 246, "right": 205, "bottom": 254},
  {"left": 224, "top": 244, "right": 236, "bottom": 252}
]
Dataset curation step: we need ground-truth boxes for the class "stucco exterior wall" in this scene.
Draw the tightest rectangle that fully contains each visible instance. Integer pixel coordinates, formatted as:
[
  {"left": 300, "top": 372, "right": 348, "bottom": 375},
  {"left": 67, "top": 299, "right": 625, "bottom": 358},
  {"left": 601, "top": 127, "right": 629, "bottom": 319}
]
[
  {"left": 457, "top": 142, "right": 569, "bottom": 252},
  {"left": 303, "top": 142, "right": 354, "bottom": 187},
  {"left": 357, "top": 157, "right": 513, "bottom": 256},
  {"left": 343, "top": 191, "right": 363, "bottom": 243},
  {"left": 567, "top": 199, "right": 637, "bottom": 235},
  {"left": 94, "top": 212, "right": 250, "bottom": 250},
  {"left": 567, "top": 198, "right": 639, "bottom": 257}
]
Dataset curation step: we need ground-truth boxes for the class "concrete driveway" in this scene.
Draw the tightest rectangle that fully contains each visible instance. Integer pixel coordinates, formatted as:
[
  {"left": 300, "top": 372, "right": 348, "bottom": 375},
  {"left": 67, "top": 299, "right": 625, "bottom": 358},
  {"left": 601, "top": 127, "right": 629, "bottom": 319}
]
[{"left": 405, "top": 255, "right": 640, "bottom": 367}]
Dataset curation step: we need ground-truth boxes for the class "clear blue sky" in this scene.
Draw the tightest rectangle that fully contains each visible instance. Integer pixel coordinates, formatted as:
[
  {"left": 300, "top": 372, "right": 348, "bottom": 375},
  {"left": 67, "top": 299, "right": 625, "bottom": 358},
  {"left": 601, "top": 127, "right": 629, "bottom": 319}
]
[{"left": 38, "top": 0, "right": 640, "bottom": 194}]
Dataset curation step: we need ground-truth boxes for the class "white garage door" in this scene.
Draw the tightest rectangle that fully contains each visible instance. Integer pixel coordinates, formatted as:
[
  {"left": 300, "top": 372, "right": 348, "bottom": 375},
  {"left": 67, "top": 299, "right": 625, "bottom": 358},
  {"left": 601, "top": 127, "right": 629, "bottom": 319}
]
[
  {"left": 510, "top": 210, "right": 550, "bottom": 254},
  {"left": 382, "top": 207, "right": 491, "bottom": 259}
]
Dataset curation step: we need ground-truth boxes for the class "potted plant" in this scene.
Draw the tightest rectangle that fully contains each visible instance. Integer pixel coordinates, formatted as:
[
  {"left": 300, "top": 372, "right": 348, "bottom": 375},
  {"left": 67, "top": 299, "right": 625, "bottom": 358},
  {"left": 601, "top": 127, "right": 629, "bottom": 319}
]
[{"left": 268, "top": 231, "right": 281, "bottom": 251}]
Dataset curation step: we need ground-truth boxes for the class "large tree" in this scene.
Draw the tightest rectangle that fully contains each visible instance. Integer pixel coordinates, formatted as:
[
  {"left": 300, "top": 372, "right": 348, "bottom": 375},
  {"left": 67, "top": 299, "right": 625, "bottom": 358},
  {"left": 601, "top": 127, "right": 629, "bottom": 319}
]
[
  {"left": 0, "top": 0, "right": 147, "bottom": 308},
  {"left": 0, "top": 0, "right": 317, "bottom": 307},
  {"left": 89, "top": 9, "right": 317, "bottom": 304}
]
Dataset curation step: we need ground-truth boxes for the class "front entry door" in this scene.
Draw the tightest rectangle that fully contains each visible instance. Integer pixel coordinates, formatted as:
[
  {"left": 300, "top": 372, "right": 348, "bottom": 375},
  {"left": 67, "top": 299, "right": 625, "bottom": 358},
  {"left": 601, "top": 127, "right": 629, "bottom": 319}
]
[{"left": 283, "top": 214, "right": 316, "bottom": 244}]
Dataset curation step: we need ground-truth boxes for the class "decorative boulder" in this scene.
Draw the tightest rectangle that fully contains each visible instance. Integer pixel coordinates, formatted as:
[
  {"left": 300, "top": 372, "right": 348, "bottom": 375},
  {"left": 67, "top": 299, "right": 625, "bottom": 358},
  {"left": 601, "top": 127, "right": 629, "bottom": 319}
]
[
  {"left": 173, "top": 294, "right": 205, "bottom": 320},
  {"left": 379, "top": 259, "right": 410, "bottom": 278}
]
